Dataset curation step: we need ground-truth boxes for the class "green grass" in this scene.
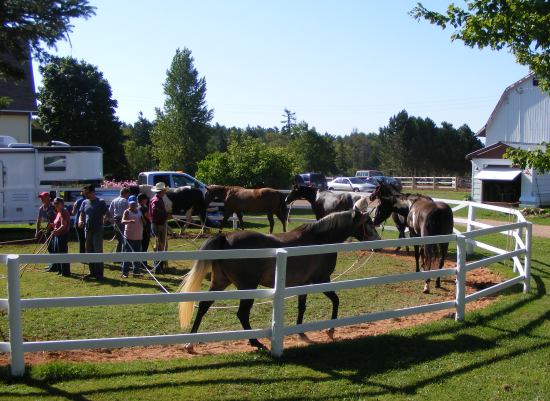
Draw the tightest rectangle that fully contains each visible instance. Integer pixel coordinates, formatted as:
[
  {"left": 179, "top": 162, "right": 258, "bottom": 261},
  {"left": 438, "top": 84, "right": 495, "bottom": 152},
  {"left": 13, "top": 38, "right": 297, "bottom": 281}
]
[{"left": 0, "top": 216, "right": 548, "bottom": 400}]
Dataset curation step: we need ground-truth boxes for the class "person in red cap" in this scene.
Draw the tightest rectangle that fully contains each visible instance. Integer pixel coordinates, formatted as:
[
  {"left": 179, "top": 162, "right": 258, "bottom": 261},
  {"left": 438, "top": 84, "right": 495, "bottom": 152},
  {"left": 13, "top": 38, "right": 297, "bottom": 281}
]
[{"left": 35, "top": 191, "right": 57, "bottom": 272}]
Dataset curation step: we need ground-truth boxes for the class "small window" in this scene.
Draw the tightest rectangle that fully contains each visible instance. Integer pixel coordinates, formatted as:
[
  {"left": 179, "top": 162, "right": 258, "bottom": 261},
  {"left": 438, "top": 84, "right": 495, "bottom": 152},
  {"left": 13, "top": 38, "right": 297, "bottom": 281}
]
[
  {"left": 44, "top": 155, "right": 66, "bottom": 171},
  {"left": 153, "top": 175, "right": 170, "bottom": 185},
  {"left": 173, "top": 175, "right": 194, "bottom": 187}
]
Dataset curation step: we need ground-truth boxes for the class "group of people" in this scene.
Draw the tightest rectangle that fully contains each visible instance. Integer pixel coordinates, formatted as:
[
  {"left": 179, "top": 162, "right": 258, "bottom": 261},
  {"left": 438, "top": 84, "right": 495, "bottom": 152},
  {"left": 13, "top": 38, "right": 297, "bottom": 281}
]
[{"left": 35, "top": 182, "right": 170, "bottom": 280}]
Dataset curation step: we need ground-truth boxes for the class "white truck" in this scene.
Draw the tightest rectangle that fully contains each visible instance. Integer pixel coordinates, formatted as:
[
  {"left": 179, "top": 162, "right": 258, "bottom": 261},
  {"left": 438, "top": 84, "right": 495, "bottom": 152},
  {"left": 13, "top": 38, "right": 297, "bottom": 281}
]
[
  {"left": 137, "top": 171, "right": 208, "bottom": 196},
  {"left": 0, "top": 136, "right": 103, "bottom": 223}
]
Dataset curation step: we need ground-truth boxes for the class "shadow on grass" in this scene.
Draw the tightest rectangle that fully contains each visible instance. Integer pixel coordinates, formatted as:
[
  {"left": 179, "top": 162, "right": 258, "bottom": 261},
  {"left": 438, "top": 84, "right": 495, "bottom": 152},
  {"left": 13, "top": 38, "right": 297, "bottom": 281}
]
[{"left": 0, "top": 273, "right": 547, "bottom": 400}]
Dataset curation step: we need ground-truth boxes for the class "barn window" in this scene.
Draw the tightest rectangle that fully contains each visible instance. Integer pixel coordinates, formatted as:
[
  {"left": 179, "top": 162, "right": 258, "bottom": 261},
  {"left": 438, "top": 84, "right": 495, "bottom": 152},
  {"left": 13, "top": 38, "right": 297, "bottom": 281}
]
[{"left": 533, "top": 78, "right": 539, "bottom": 86}]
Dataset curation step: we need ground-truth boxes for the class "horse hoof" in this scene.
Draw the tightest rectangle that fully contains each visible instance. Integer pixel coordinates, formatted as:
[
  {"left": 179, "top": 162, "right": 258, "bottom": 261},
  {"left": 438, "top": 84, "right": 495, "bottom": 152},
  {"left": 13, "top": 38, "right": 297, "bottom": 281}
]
[
  {"left": 423, "top": 286, "right": 430, "bottom": 294},
  {"left": 326, "top": 328, "right": 335, "bottom": 340},
  {"left": 184, "top": 343, "right": 196, "bottom": 354}
]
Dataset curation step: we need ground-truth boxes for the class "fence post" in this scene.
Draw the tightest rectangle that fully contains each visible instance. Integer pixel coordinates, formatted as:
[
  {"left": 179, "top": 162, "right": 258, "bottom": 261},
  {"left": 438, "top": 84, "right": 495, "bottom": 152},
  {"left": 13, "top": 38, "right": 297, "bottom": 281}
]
[
  {"left": 466, "top": 203, "right": 476, "bottom": 255},
  {"left": 7, "top": 255, "right": 25, "bottom": 377},
  {"left": 455, "top": 235, "right": 467, "bottom": 321},
  {"left": 271, "top": 249, "right": 288, "bottom": 357},
  {"left": 432, "top": 177, "right": 436, "bottom": 190},
  {"left": 232, "top": 213, "right": 238, "bottom": 230},
  {"left": 523, "top": 222, "right": 532, "bottom": 293},
  {"left": 411, "top": 177, "right": 416, "bottom": 189}
]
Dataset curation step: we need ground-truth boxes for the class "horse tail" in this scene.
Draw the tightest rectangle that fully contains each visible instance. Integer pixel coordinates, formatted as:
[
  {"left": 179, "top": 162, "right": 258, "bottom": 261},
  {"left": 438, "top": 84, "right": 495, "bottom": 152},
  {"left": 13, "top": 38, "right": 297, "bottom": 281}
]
[{"left": 178, "top": 235, "right": 227, "bottom": 329}]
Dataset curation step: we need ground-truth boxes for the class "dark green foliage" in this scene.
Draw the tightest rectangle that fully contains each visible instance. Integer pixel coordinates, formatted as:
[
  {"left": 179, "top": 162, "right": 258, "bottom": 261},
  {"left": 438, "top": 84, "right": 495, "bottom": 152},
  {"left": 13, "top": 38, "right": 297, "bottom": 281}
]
[
  {"left": 151, "top": 48, "right": 213, "bottom": 174},
  {"left": 333, "top": 130, "right": 381, "bottom": 176},
  {"left": 0, "top": 0, "right": 95, "bottom": 80},
  {"left": 37, "top": 56, "right": 127, "bottom": 178},
  {"left": 289, "top": 122, "right": 336, "bottom": 174},
  {"left": 123, "top": 112, "right": 156, "bottom": 177},
  {"left": 378, "top": 110, "right": 482, "bottom": 176},
  {"left": 196, "top": 134, "right": 296, "bottom": 188}
]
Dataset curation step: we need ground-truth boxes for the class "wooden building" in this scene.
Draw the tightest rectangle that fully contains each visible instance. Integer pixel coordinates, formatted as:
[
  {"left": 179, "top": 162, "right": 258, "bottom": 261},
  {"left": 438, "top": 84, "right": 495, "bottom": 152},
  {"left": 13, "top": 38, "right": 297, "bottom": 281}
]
[{"left": 467, "top": 73, "right": 550, "bottom": 207}]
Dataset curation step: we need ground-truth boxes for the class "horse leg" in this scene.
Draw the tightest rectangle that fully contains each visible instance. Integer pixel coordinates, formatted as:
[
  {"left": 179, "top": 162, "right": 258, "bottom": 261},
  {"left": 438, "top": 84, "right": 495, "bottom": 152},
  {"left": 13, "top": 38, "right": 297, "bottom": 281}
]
[
  {"left": 275, "top": 210, "right": 287, "bottom": 232},
  {"left": 236, "top": 298, "right": 265, "bottom": 349},
  {"left": 267, "top": 213, "right": 275, "bottom": 234},
  {"left": 395, "top": 228, "right": 404, "bottom": 253},
  {"left": 296, "top": 294, "right": 312, "bottom": 342},
  {"left": 220, "top": 210, "right": 231, "bottom": 232},
  {"left": 323, "top": 290, "right": 339, "bottom": 340},
  {"left": 236, "top": 212, "right": 245, "bottom": 230},
  {"left": 435, "top": 243, "right": 449, "bottom": 288},
  {"left": 413, "top": 245, "right": 421, "bottom": 273},
  {"left": 183, "top": 299, "right": 214, "bottom": 353}
]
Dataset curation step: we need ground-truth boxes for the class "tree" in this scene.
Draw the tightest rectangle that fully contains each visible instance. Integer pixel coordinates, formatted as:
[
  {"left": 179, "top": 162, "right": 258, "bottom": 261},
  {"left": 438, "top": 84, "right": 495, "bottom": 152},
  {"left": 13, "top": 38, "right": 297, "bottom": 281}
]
[
  {"left": 0, "top": 0, "right": 95, "bottom": 80},
  {"left": 280, "top": 108, "right": 296, "bottom": 134},
  {"left": 505, "top": 144, "right": 550, "bottom": 173},
  {"left": 289, "top": 122, "right": 336, "bottom": 174},
  {"left": 411, "top": 1, "right": 550, "bottom": 92},
  {"left": 123, "top": 112, "right": 156, "bottom": 177},
  {"left": 37, "top": 56, "right": 126, "bottom": 178},
  {"left": 196, "top": 134, "right": 296, "bottom": 188},
  {"left": 151, "top": 48, "right": 213, "bottom": 174}
]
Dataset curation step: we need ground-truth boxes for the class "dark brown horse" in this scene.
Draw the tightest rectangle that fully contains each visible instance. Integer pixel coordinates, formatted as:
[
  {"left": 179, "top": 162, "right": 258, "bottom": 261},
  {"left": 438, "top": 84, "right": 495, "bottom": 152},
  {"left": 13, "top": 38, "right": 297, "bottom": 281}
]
[
  {"left": 179, "top": 208, "right": 380, "bottom": 351},
  {"left": 369, "top": 182, "right": 453, "bottom": 293},
  {"left": 206, "top": 185, "right": 287, "bottom": 233}
]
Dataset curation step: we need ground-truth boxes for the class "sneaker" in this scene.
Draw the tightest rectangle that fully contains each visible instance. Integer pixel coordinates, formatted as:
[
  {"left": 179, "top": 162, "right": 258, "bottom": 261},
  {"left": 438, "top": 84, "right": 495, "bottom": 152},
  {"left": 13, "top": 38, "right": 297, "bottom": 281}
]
[{"left": 121, "top": 274, "right": 128, "bottom": 278}]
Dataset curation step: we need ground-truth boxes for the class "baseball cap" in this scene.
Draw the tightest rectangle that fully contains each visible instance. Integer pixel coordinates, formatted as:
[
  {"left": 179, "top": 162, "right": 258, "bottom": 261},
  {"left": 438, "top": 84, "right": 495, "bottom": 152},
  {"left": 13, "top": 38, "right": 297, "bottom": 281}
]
[{"left": 38, "top": 192, "right": 50, "bottom": 199}]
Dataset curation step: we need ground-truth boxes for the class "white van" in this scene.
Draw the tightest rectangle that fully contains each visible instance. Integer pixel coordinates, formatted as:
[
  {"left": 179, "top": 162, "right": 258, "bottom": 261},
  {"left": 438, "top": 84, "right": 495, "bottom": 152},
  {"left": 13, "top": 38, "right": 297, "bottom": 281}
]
[{"left": 355, "top": 170, "right": 383, "bottom": 179}]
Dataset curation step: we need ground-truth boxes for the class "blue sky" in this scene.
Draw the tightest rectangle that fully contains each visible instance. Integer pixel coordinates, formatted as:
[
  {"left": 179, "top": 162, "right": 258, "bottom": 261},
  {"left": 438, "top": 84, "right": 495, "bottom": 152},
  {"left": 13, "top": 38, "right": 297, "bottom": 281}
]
[{"left": 33, "top": 0, "right": 529, "bottom": 135}]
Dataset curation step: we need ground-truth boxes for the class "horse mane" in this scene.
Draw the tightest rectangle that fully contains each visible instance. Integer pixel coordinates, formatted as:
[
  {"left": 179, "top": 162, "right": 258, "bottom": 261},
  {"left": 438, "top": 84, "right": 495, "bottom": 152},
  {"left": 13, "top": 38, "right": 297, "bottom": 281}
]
[{"left": 301, "top": 210, "right": 355, "bottom": 240}]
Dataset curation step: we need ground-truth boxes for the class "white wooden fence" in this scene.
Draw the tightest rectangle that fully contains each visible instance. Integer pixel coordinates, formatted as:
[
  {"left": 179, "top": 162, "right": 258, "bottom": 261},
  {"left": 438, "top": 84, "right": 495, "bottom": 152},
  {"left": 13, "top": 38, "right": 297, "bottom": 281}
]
[
  {"left": 394, "top": 176, "right": 459, "bottom": 190},
  {"left": 0, "top": 200, "right": 532, "bottom": 377}
]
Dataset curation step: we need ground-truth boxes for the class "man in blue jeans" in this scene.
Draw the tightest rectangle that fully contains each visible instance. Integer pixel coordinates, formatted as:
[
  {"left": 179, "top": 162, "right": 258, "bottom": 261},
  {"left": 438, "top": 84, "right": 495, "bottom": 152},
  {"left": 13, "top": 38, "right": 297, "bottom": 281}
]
[{"left": 78, "top": 184, "right": 110, "bottom": 280}]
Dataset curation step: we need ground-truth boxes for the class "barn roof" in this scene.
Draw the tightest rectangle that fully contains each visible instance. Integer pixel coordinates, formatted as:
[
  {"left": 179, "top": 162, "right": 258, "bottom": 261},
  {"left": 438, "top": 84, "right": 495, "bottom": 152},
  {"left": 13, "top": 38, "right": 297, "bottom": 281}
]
[
  {"left": 475, "top": 72, "right": 536, "bottom": 138},
  {"left": 0, "top": 47, "right": 38, "bottom": 113},
  {"left": 465, "top": 141, "right": 514, "bottom": 160}
]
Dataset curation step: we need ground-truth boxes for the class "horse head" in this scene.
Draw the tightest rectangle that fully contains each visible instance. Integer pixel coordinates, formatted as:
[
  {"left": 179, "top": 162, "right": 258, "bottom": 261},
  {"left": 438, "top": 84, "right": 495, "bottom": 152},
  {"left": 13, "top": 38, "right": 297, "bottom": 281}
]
[
  {"left": 285, "top": 185, "right": 311, "bottom": 205},
  {"left": 205, "top": 185, "right": 226, "bottom": 204},
  {"left": 352, "top": 207, "right": 381, "bottom": 242}
]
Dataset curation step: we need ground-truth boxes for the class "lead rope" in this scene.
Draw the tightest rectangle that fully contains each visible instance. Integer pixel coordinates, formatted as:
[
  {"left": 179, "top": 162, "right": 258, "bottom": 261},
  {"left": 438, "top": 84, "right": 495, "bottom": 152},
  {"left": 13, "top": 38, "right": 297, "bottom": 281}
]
[
  {"left": 19, "top": 231, "right": 55, "bottom": 276},
  {"left": 113, "top": 223, "right": 169, "bottom": 293}
]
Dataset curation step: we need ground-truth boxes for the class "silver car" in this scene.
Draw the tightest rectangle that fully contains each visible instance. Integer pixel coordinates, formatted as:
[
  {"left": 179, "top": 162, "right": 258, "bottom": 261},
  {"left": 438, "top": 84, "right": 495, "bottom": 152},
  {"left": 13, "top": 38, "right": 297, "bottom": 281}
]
[{"left": 327, "top": 177, "right": 376, "bottom": 192}]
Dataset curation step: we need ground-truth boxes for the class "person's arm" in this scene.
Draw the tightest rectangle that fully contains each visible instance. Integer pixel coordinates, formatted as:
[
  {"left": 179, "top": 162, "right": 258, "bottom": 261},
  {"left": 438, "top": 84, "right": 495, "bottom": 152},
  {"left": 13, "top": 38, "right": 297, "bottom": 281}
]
[
  {"left": 78, "top": 202, "right": 86, "bottom": 228},
  {"left": 71, "top": 199, "right": 81, "bottom": 216},
  {"left": 121, "top": 209, "right": 134, "bottom": 224},
  {"left": 35, "top": 211, "right": 42, "bottom": 239}
]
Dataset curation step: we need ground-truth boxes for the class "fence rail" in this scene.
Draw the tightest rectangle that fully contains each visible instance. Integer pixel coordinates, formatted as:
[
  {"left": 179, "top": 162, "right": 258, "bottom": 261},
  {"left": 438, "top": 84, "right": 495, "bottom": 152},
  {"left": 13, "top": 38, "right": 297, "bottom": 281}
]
[
  {"left": 0, "top": 200, "right": 531, "bottom": 376},
  {"left": 393, "top": 176, "right": 461, "bottom": 190}
]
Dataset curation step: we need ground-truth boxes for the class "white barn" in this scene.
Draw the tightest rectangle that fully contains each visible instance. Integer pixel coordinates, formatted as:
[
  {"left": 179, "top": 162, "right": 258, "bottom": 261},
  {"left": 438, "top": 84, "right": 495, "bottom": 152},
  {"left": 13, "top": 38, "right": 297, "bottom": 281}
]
[{"left": 466, "top": 73, "right": 550, "bottom": 207}]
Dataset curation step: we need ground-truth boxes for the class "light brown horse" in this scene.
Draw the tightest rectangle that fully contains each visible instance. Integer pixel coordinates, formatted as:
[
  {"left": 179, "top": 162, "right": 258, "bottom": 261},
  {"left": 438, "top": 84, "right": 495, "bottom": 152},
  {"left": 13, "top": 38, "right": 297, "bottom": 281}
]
[
  {"left": 178, "top": 208, "right": 380, "bottom": 352},
  {"left": 206, "top": 185, "right": 287, "bottom": 233}
]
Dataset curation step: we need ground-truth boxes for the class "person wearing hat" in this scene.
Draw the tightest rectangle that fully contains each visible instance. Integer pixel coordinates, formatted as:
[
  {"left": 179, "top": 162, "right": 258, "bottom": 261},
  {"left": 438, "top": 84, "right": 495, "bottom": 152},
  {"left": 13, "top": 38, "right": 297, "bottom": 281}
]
[
  {"left": 120, "top": 198, "right": 143, "bottom": 278},
  {"left": 108, "top": 187, "right": 130, "bottom": 255},
  {"left": 35, "top": 191, "right": 57, "bottom": 272},
  {"left": 149, "top": 182, "right": 169, "bottom": 274},
  {"left": 50, "top": 197, "right": 71, "bottom": 276},
  {"left": 78, "top": 184, "right": 110, "bottom": 280}
]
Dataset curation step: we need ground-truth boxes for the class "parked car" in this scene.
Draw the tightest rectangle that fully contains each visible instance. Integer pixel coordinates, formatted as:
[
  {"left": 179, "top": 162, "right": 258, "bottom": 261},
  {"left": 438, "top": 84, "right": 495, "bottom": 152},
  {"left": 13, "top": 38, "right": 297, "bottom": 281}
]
[
  {"left": 327, "top": 177, "right": 376, "bottom": 192},
  {"left": 360, "top": 175, "right": 402, "bottom": 191},
  {"left": 293, "top": 172, "right": 328, "bottom": 190},
  {"left": 355, "top": 170, "right": 384, "bottom": 179}
]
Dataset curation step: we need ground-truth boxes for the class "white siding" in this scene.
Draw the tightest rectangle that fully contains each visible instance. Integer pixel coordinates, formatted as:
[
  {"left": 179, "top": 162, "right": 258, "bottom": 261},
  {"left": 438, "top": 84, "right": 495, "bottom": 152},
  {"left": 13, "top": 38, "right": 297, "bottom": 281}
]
[
  {"left": 486, "top": 79, "right": 550, "bottom": 147},
  {"left": 0, "top": 114, "right": 30, "bottom": 143}
]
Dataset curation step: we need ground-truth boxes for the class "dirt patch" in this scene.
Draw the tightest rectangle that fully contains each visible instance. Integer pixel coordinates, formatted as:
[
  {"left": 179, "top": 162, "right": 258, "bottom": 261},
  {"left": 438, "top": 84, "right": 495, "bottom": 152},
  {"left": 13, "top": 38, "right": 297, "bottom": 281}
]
[{"left": 0, "top": 253, "right": 504, "bottom": 367}]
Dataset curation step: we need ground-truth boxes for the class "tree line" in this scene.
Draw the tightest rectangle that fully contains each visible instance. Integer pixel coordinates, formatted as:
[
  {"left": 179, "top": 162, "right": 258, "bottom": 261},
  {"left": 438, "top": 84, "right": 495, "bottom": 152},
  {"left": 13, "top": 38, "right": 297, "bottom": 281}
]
[{"left": 35, "top": 49, "right": 483, "bottom": 187}]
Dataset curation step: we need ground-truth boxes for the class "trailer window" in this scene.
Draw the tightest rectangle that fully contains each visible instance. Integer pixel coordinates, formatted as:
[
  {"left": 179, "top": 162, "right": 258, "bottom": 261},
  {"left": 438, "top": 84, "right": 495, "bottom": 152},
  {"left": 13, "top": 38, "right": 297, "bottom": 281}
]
[{"left": 44, "top": 156, "right": 66, "bottom": 171}]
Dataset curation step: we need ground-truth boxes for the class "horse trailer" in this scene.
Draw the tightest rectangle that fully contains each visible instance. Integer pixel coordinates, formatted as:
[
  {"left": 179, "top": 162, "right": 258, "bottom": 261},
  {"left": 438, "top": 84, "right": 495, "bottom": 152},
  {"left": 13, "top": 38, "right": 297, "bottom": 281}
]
[{"left": 0, "top": 136, "right": 103, "bottom": 223}]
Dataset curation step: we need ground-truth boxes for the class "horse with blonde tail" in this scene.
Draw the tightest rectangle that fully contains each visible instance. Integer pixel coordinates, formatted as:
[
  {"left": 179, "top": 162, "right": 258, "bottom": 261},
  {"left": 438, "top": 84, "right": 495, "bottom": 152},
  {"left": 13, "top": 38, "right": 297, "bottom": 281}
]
[{"left": 178, "top": 208, "right": 380, "bottom": 352}]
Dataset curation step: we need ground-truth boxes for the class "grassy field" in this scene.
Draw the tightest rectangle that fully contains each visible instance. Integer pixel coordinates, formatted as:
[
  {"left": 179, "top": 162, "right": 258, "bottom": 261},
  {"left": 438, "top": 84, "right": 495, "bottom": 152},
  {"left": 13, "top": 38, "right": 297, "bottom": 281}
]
[{"left": 0, "top": 209, "right": 548, "bottom": 400}]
